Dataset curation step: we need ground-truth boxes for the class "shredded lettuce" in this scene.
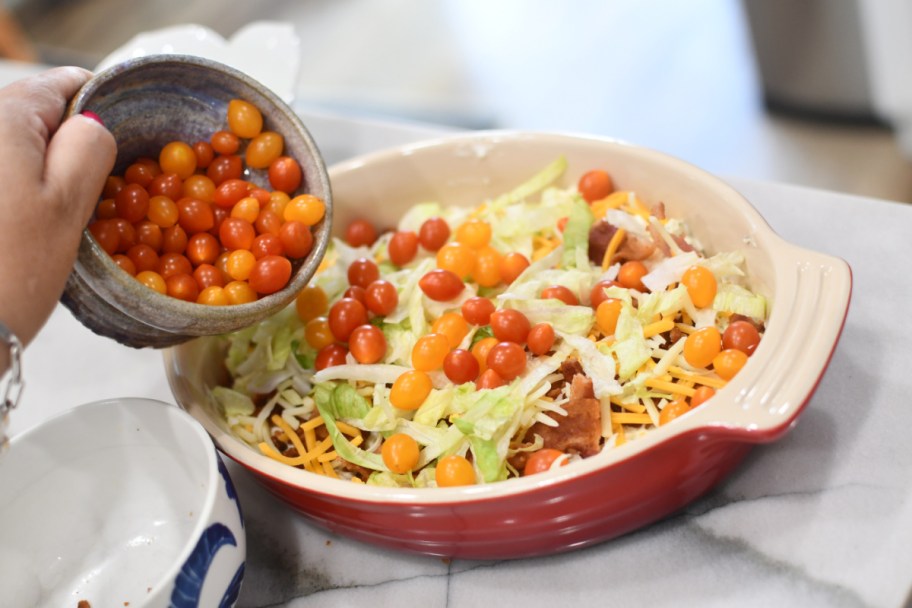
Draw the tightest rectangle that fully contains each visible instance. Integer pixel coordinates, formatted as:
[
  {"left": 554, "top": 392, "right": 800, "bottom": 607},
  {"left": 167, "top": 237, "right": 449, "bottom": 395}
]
[
  {"left": 561, "top": 196, "right": 595, "bottom": 269},
  {"left": 210, "top": 386, "right": 255, "bottom": 418},
  {"left": 315, "top": 383, "right": 386, "bottom": 471},
  {"left": 714, "top": 283, "right": 767, "bottom": 320},
  {"left": 217, "top": 156, "right": 771, "bottom": 487}
]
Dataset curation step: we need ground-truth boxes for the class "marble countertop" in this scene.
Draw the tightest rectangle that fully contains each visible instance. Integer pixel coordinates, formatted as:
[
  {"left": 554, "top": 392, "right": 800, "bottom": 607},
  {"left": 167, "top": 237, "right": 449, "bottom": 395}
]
[{"left": 4, "top": 74, "right": 912, "bottom": 606}]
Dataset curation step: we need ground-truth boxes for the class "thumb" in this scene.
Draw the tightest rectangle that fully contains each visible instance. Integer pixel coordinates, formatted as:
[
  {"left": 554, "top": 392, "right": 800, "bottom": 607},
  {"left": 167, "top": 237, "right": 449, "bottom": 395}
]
[{"left": 43, "top": 113, "right": 116, "bottom": 226}]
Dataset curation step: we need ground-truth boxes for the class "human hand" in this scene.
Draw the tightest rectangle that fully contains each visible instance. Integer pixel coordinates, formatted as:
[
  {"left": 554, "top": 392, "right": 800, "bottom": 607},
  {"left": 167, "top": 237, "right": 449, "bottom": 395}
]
[{"left": 0, "top": 67, "right": 116, "bottom": 371}]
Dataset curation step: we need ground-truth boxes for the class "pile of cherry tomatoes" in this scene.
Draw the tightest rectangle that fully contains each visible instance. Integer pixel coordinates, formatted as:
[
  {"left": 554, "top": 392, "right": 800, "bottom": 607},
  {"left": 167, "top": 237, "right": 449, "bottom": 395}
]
[{"left": 89, "top": 99, "right": 324, "bottom": 305}]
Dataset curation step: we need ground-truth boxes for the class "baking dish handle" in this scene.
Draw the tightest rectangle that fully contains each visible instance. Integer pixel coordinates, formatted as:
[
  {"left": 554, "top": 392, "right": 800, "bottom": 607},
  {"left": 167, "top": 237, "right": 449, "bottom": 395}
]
[{"left": 684, "top": 244, "right": 852, "bottom": 443}]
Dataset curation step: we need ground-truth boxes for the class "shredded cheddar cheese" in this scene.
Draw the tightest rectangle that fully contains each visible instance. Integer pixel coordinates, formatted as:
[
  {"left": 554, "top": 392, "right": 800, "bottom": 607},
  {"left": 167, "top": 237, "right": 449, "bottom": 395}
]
[{"left": 601, "top": 227, "right": 626, "bottom": 270}]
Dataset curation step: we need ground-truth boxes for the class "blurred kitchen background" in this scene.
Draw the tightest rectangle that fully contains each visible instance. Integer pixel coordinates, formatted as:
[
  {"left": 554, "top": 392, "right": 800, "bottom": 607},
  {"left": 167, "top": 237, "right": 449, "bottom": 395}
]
[{"left": 3, "top": 0, "right": 911, "bottom": 203}]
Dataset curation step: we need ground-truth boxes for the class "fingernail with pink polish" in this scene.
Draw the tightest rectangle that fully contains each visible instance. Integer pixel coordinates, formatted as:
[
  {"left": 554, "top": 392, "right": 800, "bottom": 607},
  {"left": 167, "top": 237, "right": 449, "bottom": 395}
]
[{"left": 81, "top": 110, "right": 104, "bottom": 127}]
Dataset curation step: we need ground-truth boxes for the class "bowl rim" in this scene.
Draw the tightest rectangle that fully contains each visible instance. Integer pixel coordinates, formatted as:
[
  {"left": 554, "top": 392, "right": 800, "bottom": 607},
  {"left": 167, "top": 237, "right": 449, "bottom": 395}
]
[
  {"left": 5, "top": 397, "right": 223, "bottom": 595},
  {"left": 64, "top": 53, "right": 333, "bottom": 335},
  {"left": 165, "top": 129, "right": 852, "bottom": 506}
]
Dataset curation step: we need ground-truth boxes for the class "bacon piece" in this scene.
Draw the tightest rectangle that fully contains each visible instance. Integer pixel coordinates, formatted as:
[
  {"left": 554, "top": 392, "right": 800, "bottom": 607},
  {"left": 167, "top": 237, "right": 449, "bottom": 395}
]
[
  {"left": 651, "top": 201, "right": 667, "bottom": 220},
  {"left": 546, "top": 359, "right": 584, "bottom": 399},
  {"left": 511, "top": 372, "right": 602, "bottom": 471},
  {"left": 615, "top": 233, "right": 655, "bottom": 263},
  {"left": 672, "top": 234, "right": 695, "bottom": 252},
  {"left": 647, "top": 222, "right": 672, "bottom": 258},
  {"left": 588, "top": 220, "right": 618, "bottom": 266}
]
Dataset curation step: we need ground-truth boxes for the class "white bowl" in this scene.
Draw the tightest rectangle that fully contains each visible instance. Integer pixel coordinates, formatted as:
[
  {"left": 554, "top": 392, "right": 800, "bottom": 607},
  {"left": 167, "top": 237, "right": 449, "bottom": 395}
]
[{"left": 0, "top": 398, "right": 245, "bottom": 606}]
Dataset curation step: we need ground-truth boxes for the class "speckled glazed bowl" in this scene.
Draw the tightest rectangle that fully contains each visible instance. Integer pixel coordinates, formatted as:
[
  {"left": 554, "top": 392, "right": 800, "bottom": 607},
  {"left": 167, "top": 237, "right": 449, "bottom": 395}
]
[
  {"left": 62, "top": 54, "right": 332, "bottom": 348},
  {"left": 164, "top": 131, "right": 852, "bottom": 559},
  {"left": 0, "top": 398, "right": 246, "bottom": 606}
]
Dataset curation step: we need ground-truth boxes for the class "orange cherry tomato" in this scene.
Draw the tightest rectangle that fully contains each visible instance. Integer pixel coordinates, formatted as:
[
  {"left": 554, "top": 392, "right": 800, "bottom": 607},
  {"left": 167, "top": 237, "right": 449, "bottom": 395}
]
[
  {"left": 382, "top": 433, "right": 420, "bottom": 474},
  {"left": 683, "top": 326, "right": 722, "bottom": 368},
  {"left": 436, "top": 241, "right": 476, "bottom": 280},
  {"left": 499, "top": 252, "right": 530, "bottom": 284},
  {"left": 596, "top": 298, "right": 622, "bottom": 336},
  {"left": 412, "top": 333, "right": 450, "bottom": 371},
  {"left": 227, "top": 99, "right": 263, "bottom": 139},
  {"left": 390, "top": 370, "right": 433, "bottom": 410},
  {"left": 690, "top": 385, "right": 716, "bottom": 408},
  {"left": 159, "top": 141, "right": 197, "bottom": 180},
  {"left": 435, "top": 454, "right": 475, "bottom": 487},
  {"left": 296, "top": 285, "right": 329, "bottom": 323},
  {"left": 245, "top": 131, "right": 284, "bottom": 169},
  {"left": 304, "top": 316, "right": 335, "bottom": 350},
  {"left": 455, "top": 218, "right": 492, "bottom": 249},
  {"left": 471, "top": 337, "right": 498, "bottom": 373},
  {"left": 430, "top": 312, "right": 469, "bottom": 348},
  {"left": 659, "top": 399, "right": 691, "bottom": 425},
  {"left": 712, "top": 348, "right": 749, "bottom": 380},
  {"left": 682, "top": 265, "right": 717, "bottom": 309},
  {"left": 617, "top": 260, "right": 649, "bottom": 291},
  {"left": 283, "top": 194, "right": 324, "bottom": 225},
  {"left": 524, "top": 448, "right": 566, "bottom": 475},
  {"left": 471, "top": 246, "right": 503, "bottom": 288}
]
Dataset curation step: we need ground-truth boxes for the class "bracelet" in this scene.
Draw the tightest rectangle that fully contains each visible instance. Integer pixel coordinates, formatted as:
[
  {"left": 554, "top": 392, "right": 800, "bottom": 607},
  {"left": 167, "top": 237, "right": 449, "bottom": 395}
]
[{"left": 0, "top": 321, "right": 23, "bottom": 432}]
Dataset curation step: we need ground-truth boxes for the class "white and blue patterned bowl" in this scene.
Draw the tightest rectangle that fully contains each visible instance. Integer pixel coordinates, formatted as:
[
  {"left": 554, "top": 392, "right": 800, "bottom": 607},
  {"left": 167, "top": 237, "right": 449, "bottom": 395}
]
[{"left": 0, "top": 398, "right": 245, "bottom": 606}]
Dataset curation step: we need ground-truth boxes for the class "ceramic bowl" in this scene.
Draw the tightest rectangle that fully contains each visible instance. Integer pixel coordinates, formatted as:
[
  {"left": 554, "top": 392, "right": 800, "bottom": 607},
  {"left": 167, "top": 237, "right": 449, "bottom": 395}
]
[
  {"left": 163, "top": 131, "right": 852, "bottom": 559},
  {"left": 62, "top": 54, "right": 332, "bottom": 348},
  {"left": 0, "top": 398, "right": 245, "bottom": 606}
]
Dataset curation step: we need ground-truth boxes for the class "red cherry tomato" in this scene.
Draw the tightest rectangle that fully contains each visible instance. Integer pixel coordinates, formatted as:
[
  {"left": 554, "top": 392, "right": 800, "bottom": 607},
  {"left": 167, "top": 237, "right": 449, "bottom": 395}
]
[
  {"left": 365, "top": 280, "right": 398, "bottom": 316},
  {"left": 349, "top": 325, "right": 387, "bottom": 364},
  {"left": 418, "top": 217, "right": 450, "bottom": 251},
  {"left": 388, "top": 230, "right": 419, "bottom": 266},
  {"left": 206, "top": 154, "right": 243, "bottom": 185},
  {"left": 486, "top": 341, "right": 526, "bottom": 381},
  {"left": 345, "top": 219, "right": 377, "bottom": 247},
  {"left": 418, "top": 269, "right": 464, "bottom": 301},
  {"left": 443, "top": 348, "right": 480, "bottom": 384},
  {"left": 461, "top": 296, "right": 495, "bottom": 326},
  {"left": 315, "top": 343, "right": 347, "bottom": 370},
  {"left": 219, "top": 217, "right": 256, "bottom": 251},
  {"left": 328, "top": 297, "right": 368, "bottom": 341},
  {"left": 278, "top": 221, "right": 313, "bottom": 258},
  {"left": 347, "top": 257, "right": 380, "bottom": 289},
  {"left": 527, "top": 323, "right": 556, "bottom": 356},
  {"left": 475, "top": 368, "right": 505, "bottom": 390},
  {"left": 722, "top": 320, "right": 761, "bottom": 356},
  {"left": 176, "top": 197, "right": 215, "bottom": 234},
  {"left": 489, "top": 308, "right": 531, "bottom": 344},
  {"left": 114, "top": 183, "right": 149, "bottom": 223},
  {"left": 589, "top": 279, "right": 621, "bottom": 309},
  {"left": 268, "top": 156, "right": 302, "bottom": 193},
  {"left": 577, "top": 169, "right": 613, "bottom": 203},
  {"left": 540, "top": 285, "right": 579, "bottom": 305},
  {"left": 248, "top": 255, "right": 292, "bottom": 295}
]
